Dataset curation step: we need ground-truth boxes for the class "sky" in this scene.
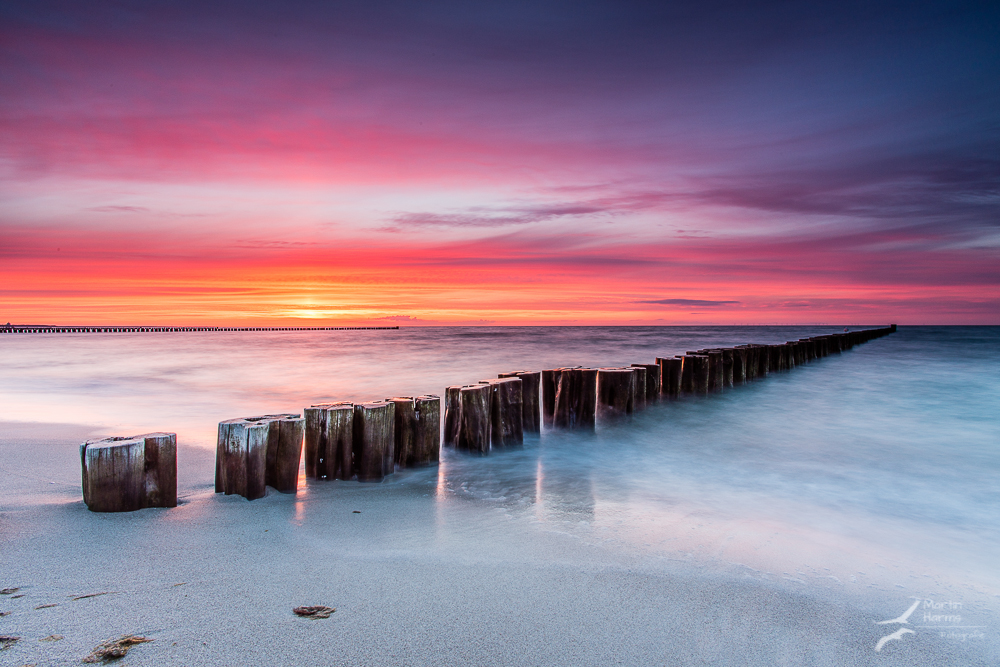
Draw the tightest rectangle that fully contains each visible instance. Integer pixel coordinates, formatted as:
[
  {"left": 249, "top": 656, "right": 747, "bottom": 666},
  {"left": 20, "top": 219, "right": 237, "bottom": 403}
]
[{"left": 2, "top": 0, "right": 998, "bottom": 325}]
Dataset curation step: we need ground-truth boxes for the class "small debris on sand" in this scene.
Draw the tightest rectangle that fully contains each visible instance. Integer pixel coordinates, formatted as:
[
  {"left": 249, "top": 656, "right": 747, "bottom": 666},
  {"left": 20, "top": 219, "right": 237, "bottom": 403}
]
[
  {"left": 71, "top": 592, "right": 114, "bottom": 601},
  {"left": 171, "top": 583, "right": 186, "bottom": 587},
  {"left": 34, "top": 604, "right": 57, "bottom": 610},
  {"left": 82, "top": 635, "right": 153, "bottom": 663},
  {"left": 0, "top": 589, "right": 19, "bottom": 595},
  {"left": 0, "top": 611, "right": 10, "bottom": 617},
  {"left": 293, "top": 605, "right": 336, "bottom": 619},
  {"left": 10, "top": 595, "right": 24, "bottom": 599},
  {"left": 352, "top": 510, "right": 361, "bottom": 513},
  {"left": 0, "top": 635, "right": 20, "bottom": 650},
  {"left": 39, "top": 635, "right": 63, "bottom": 642}
]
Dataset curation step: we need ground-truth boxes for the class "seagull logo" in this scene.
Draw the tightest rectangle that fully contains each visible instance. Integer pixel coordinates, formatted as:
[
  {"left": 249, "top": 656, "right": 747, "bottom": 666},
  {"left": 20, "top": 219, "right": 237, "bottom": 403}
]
[{"left": 874, "top": 598, "right": 920, "bottom": 652}]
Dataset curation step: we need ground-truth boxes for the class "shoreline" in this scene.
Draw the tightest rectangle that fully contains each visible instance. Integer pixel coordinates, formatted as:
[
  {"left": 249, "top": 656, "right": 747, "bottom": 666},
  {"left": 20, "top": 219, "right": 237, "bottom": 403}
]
[{"left": 2, "top": 420, "right": 997, "bottom": 665}]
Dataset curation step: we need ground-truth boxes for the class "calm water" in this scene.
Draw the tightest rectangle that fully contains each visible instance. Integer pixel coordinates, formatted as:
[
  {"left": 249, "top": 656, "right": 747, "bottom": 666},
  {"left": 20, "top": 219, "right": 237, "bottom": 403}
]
[{"left": 2, "top": 326, "right": 998, "bottom": 637}]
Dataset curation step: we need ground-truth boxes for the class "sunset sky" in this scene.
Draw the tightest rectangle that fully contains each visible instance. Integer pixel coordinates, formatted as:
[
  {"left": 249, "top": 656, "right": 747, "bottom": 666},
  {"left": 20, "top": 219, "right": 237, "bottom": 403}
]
[{"left": 2, "top": 1, "right": 998, "bottom": 325}]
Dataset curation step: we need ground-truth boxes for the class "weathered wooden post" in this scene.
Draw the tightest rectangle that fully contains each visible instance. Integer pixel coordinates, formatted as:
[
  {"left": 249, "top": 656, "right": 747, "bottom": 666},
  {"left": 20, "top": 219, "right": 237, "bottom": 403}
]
[
  {"left": 444, "top": 386, "right": 463, "bottom": 447},
  {"left": 552, "top": 367, "right": 597, "bottom": 429},
  {"left": 541, "top": 369, "right": 560, "bottom": 426},
  {"left": 324, "top": 403, "right": 355, "bottom": 480},
  {"left": 459, "top": 384, "right": 491, "bottom": 453},
  {"left": 482, "top": 377, "right": 523, "bottom": 447},
  {"left": 258, "top": 414, "right": 305, "bottom": 493},
  {"left": 81, "top": 432, "right": 177, "bottom": 512},
  {"left": 658, "top": 357, "right": 683, "bottom": 397},
  {"left": 597, "top": 368, "right": 635, "bottom": 417},
  {"left": 631, "top": 364, "right": 660, "bottom": 402},
  {"left": 499, "top": 370, "right": 540, "bottom": 432},
  {"left": 412, "top": 395, "right": 441, "bottom": 465},
  {"left": 730, "top": 348, "right": 745, "bottom": 383},
  {"left": 629, "top": 366, "right": 647, "bottom": 408},
  {"left": 304, "top": 402, "right": 353, "bottom": 480},
  {"left": 705, "top": 351, "right": 724, "bottom": 390},
  {"left": 388, "top": 397, "right": 417, "bottom": 468},
  {"left": 353, "top": 401, "right": 395, "bottom": 482},
  {"left": 216, "top": 418, "right": 270, "bottom": 500},
  {"left": 304, "top": 404, "right": 331, "bottom": 480},
  {"left": 687, "top": 354, "right": 711, "bottom": 394},
  {"left": 720, "top": 349, "right": 734, "bottom": 386}
]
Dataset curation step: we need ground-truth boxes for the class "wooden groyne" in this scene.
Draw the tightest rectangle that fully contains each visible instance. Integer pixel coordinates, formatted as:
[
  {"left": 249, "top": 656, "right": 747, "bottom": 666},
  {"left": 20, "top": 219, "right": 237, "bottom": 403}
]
[
  {"left": 2, "top": 325, "right": 399, "bottom": 334},
  {"left": 83, "top": 325, "right": 895, "bottom": 508}
]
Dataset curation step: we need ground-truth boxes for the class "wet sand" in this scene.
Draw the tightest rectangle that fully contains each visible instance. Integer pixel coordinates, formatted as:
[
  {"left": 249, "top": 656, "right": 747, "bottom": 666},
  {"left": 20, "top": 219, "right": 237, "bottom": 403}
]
[{"left": 1, "top": 422, "right": 994, "bottom": 666}]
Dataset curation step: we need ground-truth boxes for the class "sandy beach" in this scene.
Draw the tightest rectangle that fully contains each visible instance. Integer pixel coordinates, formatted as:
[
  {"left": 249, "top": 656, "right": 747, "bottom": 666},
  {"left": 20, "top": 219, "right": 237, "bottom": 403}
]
[{"left": 2, "top": 419, "right": 994, "bottom": 667}]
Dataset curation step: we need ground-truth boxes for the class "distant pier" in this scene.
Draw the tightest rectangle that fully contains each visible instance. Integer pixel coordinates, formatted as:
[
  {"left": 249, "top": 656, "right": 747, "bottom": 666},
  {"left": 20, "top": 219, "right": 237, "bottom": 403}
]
[{"left": 1, "top": 325, "right": 400, "bottom": 334}]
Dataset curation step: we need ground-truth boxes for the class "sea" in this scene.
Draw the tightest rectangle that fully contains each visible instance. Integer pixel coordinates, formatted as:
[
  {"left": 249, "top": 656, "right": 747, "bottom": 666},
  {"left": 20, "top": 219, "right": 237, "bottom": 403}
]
[{"left": 1, "top": 325, "right": 997, "bottom": 664}]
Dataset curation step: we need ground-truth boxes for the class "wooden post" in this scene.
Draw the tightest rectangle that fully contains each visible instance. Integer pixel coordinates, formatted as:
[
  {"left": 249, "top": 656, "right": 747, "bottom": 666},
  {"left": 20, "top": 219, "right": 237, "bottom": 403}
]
[
  {"left": 81, "top": 432, "right": 177, "bottom": 512},
  {"left": 731, "top": 348, "right": 746, "bottom": 383},
  {"left": 721, "top": 349, "right": 735, "bottom": 386},
  {"left": 325, "top": 403, "right": 355, "bottom": 480},
  {"left": 459, "top": 384, "right": 491, "bottom": 453},
  {"left": 685, "top": 354, "right": 710, "bottom": 394},
  {"left": 704, "top": 351, "right": 724, "bottom": 390},
  {"left": 353, "top": 401, "right": 395, "bottom": 482},
  {"left": 388, "top": 397, "right": 417, "bottom": 468},
  {"left": 412, "top": 395, "right": 441, "bottom": 466},
  {"left": 629, "top": 366, "right": 647, "bottom": 408},
  {"left": 597, "top": 368, "right": 635, "bottom": 416},
  {"left": 244, "top": 414, "right": 303, "bottom": 494},
  {"left": 304, "top": 402, "right": 353, "bottom": 480},
  {"left": 631, "top": 364, "right": 660, "bottom": 402},
  {"left": 444, "top": 386, "right": 463, "bottom": 447},
  {"left": 553, "top": 368, "right": 597, "bottom": 429},
  {"left": 303, "top": 404, "right": 331, "bottom": 480},
  {"left": 541, "top": 369, "right": 560, "bottom": 426},
  {"left": 499, "top": 371, "right": 540, "bottom": 433},
  {"left": 482, "top": 377, "right": 523, "bottom": 447},
  {"left": 216, "top": 418, "right": 270, "bottom": 500},
  {"left": 658, "top": 357, "right": 683, "bottom": 397}
]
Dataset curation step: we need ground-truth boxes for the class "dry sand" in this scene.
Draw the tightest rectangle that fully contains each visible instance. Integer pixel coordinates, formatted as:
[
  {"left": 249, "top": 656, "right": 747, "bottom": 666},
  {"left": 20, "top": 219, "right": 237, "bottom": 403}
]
[{"left": 1, "top": 422, "right": 993, "bottom": 666}]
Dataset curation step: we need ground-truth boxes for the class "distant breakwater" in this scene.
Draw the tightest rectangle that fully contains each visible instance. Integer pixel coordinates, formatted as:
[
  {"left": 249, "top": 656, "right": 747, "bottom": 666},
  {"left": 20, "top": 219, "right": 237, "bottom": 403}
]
[{"left": 1, "top": 325, "right": 399, "bottom": 333}]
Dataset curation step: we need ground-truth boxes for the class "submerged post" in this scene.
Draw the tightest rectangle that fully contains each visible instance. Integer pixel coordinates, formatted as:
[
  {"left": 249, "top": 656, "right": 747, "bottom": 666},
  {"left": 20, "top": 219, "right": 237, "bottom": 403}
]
[{"left": 81, "top": 432, "right": 177, "bottom": 512}]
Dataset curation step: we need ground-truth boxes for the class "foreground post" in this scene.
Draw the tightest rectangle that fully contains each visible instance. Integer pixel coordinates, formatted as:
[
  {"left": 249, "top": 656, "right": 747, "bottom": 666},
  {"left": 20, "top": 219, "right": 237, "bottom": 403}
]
[
  {"left": 81, "top": 432, "right": 177, "bottom": 512},
  {"left": 217, "top": 414, "right": 303, "bottom": 498},
  {"left": 260, "top": 414, "right": 305, "bottom": 493},
  {"left": 353, "top": 401, "right": 395, "bottom": 482},
  {"left": 216, "top": 418, "right": 270, "bottom": 500}
]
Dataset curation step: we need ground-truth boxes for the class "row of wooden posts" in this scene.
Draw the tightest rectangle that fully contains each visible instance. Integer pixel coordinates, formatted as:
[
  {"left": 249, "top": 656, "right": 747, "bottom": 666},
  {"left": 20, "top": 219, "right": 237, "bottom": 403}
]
[{"left": 80, "top": 325, "right": 896, "bottom": 510}]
